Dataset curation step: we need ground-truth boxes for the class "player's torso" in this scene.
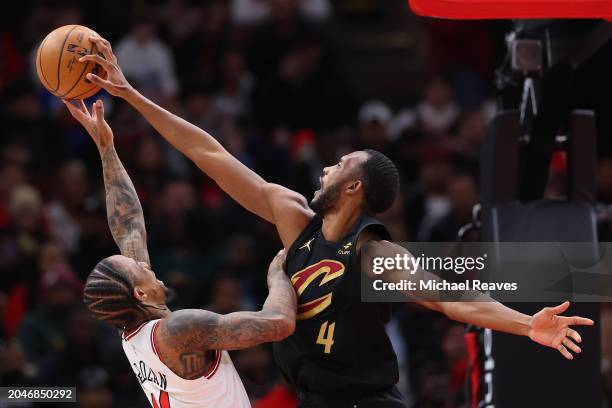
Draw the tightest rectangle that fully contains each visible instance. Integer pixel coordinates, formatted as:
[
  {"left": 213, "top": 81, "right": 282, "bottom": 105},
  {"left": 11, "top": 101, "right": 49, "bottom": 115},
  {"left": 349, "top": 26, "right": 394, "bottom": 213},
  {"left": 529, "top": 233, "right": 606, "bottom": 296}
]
[
  {"left": 273, "top": 215, "right": 398, "bottom": 392},
  {"left": 121, "top": 319, "right": 251, "bottom": 408}
]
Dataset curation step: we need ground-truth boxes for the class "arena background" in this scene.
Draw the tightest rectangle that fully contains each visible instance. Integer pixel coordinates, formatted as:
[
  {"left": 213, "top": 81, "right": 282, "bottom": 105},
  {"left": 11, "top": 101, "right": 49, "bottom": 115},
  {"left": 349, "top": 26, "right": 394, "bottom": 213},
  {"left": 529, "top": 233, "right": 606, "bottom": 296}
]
[{"left": 0, "top": 1, "right": 611, "bottom": 407}]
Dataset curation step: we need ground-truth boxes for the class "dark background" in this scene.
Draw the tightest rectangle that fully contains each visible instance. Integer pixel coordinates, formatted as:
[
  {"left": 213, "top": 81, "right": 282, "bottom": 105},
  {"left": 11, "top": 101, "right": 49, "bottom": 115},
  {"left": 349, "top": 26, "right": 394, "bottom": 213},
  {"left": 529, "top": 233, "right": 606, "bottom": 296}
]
[{"left": 0, "top": 1, "right": 610, "bottom": 407}]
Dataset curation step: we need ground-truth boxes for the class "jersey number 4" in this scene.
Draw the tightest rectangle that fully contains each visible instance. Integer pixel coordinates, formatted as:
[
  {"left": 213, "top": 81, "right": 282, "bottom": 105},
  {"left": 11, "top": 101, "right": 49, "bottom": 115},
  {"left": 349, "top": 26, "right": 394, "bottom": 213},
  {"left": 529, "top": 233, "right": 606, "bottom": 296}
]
[
  {"left": 151, "top": 391, "right": 170, "bottom": 408},
  {"left": 316, "top": 321, "right": 335, "bottom": 354}
]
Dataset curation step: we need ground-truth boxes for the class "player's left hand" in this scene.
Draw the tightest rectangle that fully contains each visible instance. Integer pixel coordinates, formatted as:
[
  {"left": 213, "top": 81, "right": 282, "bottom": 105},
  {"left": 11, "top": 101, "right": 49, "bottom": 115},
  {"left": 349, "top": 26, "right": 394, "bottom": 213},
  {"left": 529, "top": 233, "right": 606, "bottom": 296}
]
[
  {"left": 528, "top": 301, "right": 594, "bottom": 359},
  {"left": 63, "top": 99, "right": 113, "bottom": 150}
]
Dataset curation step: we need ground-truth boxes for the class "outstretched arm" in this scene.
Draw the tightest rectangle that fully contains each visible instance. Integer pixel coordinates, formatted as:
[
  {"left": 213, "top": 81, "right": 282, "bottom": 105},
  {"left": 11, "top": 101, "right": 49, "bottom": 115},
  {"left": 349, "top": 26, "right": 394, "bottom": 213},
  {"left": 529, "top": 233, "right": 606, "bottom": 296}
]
[
  {"left": 79, "top": 36, "right": 313, "bottom": 247},
  {"left": 64, "top": 99, "right": 150, "bottom": 264},
  {"left": 156, "top": 250, "right": 296, "bottom": 378},
  {"left": 359, "top": 236, "right": 595, "bottom": 360}
]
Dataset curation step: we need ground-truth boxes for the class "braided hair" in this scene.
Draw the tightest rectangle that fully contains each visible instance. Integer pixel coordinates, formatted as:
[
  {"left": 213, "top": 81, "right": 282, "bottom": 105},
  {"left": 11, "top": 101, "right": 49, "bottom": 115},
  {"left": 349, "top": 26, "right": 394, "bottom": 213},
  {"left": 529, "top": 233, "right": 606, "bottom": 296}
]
[{"left": 83, "top": 257, "right": 149, "bottom": 330}]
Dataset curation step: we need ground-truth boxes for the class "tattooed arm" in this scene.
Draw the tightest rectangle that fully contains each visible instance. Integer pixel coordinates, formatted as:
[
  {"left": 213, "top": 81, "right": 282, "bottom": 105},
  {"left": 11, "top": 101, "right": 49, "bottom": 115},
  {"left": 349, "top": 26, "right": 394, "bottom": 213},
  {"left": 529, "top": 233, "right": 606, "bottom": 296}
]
[
  {"left": 63, "top": 99, "right": 150, "bottom": 264},
  {"left": 155, "top": 250, "right": 296, "bottom": 379}
]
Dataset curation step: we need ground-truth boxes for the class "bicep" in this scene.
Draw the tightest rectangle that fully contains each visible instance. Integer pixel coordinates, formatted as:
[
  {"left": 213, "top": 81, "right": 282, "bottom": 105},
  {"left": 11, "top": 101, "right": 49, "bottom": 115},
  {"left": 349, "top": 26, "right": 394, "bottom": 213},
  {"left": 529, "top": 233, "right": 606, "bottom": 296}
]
[
  {"left": 191, "top": 149, "right": 274, "bottom": 222},
  {"left": 197, "top": 152, "right": 313, "bottom": 246},
  {"left": 360, "top": 239, "right": 446, "bottom": 313},
  {"left": 264, "top": 183, "right": 314, "bottom": 247}
]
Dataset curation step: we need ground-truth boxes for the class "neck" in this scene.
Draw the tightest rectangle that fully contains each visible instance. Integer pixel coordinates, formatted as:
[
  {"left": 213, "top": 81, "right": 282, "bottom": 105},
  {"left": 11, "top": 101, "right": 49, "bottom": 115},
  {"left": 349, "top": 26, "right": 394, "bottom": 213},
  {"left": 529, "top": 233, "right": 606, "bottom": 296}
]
[
  {"left": 321, "top": 202, "right": 364, "bottom": 242},
  {"left": 147, "top": 305, "right": 172, "bottom": 318},
  {"left": 126, "top": 308, "right": 171, "bottom": 332}
]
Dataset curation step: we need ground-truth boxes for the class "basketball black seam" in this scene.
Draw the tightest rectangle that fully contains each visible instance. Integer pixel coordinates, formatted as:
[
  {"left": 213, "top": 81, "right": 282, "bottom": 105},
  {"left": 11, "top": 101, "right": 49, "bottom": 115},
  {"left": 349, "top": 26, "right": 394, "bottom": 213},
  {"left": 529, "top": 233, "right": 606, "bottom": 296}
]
[
  {"left": 53, "top": 25, "right": 78, "bottom": 93},
  {"left": 59, "top": 41, "right": 95, "bottom": 98},
  {"left": 66, "top": 82, "right": 99, "bottom": 100},
  {"left": 37, "top": 36, "right": 53, "bottom": 91}
]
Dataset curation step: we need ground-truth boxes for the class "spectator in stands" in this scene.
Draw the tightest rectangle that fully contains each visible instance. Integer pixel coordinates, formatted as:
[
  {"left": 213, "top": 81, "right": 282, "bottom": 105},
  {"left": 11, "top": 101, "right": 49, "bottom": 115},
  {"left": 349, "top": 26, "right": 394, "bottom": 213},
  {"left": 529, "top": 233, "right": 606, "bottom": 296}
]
[
  {"left": 231, "top": 0, "right": 331, "bottom": 27},
  {"left": 213, "top": 49, "right": 255, "bottom": 119},
  {"left": 430, "top": 173, "right": 478, "bottom": 241},
  {"left": 76, "top": 367, "right": 115, "bottom": 408},
  {"left": 233, "top": 344, "right": 277, "bottom": 402},
  {"left": 405, "top": 150, "right": 454, "bottom": 241},
  {"left": 417, "top": 77, "right": 459, "bottom": 138},
  {"left": 115, "top": 18, "right": 179, "bottom": 100},
  {"left": 37, "top": 307, "right": 102, "bottom": 387},
  {"left": 47, "top": 160, "right": 93, "bottom": 254},
  {"left": 0, "top": 163, "right": 27, "bottom": 229},
  {"left": 358, "top": 100, "right": 393, "bottom": 153},
  {"left": 252, "top": 36, "right": 353, "bottom": 131},
  {"left": 17, "top": 268, "right": 80, "bottom": 362}
]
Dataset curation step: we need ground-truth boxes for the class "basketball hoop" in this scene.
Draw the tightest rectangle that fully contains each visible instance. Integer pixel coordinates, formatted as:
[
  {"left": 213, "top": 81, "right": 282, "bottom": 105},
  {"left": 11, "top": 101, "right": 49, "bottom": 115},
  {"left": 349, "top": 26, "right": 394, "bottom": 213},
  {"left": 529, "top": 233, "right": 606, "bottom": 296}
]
[{"left": 408, "top": 0, "right": 612, "bottom": 19}]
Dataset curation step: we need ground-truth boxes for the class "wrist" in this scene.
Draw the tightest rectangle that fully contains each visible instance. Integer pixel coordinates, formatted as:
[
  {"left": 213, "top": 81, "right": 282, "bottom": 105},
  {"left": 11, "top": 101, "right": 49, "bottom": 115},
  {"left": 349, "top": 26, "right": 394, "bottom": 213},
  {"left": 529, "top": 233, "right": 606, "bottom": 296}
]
[
  {"left": 524, "top": 314, "right": 534, "bottom": 337},
  {"left": 123, "top": 85, "right": 140, "bottom": 103},
  {"left": 98, "top": 142, "right": 115, "bottom": 155}
]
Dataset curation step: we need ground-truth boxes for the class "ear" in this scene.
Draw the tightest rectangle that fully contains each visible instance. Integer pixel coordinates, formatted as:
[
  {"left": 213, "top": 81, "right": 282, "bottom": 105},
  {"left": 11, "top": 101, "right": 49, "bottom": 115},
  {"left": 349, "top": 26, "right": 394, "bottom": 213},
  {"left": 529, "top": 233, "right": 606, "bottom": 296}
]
[
  {"left": 133, "top": 286, "right": 147, "bottom": 302},
  {"left": 345, "top": 180, "right": 363, "bottom": 195}
]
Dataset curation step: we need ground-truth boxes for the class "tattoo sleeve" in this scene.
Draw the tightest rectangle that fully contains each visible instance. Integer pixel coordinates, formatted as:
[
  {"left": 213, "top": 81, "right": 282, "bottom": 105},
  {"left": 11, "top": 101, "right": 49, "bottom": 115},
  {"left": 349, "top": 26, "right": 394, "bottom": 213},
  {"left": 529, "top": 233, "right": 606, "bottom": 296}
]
[
  {"left": 158, "top": 269, "right": 296, "bottom": 352},
  {"left": 100, "top": 146, "right": 150, "bottom": 264}
]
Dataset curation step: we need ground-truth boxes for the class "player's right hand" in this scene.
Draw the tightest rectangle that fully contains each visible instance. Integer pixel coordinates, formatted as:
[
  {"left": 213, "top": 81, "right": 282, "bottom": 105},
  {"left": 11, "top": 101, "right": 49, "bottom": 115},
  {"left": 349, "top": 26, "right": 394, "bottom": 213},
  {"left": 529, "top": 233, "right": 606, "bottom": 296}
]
[
  {"left": 267, "top": 249, "right": 287, "bottom": 286},
  {"left": 63, "top": 99, "right": 113, "bottom": 151},
  {"left": 78, "top": 36, "right": 132, "bottom": 99}
]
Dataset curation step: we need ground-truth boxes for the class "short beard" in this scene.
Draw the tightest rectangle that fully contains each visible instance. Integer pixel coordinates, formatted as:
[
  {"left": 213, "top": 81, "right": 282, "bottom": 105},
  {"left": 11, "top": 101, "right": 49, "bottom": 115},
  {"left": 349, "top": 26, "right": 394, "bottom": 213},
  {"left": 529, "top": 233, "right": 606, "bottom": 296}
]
[{"left": 310, "top": 182, "right": 342, "bottom": 215}]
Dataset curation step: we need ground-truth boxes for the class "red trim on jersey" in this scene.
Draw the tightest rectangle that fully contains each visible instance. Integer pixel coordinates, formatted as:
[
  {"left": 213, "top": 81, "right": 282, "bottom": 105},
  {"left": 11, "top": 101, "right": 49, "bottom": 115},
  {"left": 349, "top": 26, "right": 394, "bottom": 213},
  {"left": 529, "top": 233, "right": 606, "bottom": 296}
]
[
  {"left": 205, "top": 350, "right": 222, "bottom": 379},
  {"left": 151, "top": 320, "right": 163, "bottom": 363},
  {"left": 123, "top": 320, "right": 148, "bottom": 341}
]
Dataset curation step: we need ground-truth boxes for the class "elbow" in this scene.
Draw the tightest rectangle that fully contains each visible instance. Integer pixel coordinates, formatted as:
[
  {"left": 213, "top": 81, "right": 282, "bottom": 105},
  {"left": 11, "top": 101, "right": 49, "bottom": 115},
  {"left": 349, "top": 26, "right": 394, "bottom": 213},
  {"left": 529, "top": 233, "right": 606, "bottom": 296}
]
[{"left": 189, "top": 148, "right": 225, "bottom": 172}]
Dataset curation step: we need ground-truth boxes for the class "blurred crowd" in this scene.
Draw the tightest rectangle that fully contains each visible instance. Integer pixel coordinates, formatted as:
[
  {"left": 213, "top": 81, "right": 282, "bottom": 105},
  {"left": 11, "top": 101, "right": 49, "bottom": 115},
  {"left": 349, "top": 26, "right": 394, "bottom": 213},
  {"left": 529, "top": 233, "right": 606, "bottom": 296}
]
[{"left": 1, "top": 1, "right": 611, "bottom": 407}]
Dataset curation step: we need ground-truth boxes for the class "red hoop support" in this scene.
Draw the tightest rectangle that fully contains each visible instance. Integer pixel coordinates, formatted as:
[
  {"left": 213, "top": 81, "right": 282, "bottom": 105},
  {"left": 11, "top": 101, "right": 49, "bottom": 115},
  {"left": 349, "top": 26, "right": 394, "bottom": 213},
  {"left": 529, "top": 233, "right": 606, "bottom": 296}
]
[{"left": 408, "top": 0, "right": 612, "bottom": 20}]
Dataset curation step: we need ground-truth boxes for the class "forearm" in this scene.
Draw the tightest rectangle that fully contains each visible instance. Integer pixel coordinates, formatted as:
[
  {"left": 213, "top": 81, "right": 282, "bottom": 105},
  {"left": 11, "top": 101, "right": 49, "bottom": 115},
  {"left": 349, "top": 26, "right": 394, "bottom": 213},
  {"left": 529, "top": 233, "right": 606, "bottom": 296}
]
[
  {"left": 162, "top": 301, "right": 296, "bottom": 352},
  {"left": 123, "top": 89, "right": 276, "bottom": 222},
  {"left": 100, "top": 144, "right": 150, "bottom": 264},
  {"left": 222, "top": 276, "right": 297, "bottom": 346},
  {"left": 124, "top": 89, "right": 224, "bottom": 166},
  {"left": 442, "top": 298, "right": 532, "bottom": 337},
  {"left": 262, "top": 274, "right": 297, "bottom": 324},
  {"left": 362, "top": 240, "right": 532, "bottom": 336}
]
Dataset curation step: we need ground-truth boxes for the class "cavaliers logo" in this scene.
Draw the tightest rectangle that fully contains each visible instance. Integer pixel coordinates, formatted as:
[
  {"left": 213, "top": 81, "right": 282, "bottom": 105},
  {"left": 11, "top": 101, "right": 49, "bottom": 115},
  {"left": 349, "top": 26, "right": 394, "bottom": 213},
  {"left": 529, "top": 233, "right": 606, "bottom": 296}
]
[{"left": 291, "top": 260, "right": 344, "bottom": 320}]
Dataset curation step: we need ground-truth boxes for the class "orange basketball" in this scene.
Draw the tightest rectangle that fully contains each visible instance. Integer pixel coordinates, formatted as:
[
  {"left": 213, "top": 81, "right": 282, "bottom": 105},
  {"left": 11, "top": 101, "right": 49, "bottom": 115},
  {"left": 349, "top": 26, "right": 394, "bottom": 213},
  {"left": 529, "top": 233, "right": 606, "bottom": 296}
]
[{"left": 35, "top": 25, "right": 107, "bottom": 100}]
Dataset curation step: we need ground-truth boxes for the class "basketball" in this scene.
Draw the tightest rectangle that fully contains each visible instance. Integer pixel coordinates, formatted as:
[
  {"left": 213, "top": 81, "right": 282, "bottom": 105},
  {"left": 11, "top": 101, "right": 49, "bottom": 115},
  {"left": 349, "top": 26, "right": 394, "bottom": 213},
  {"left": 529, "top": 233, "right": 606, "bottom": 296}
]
[{"left": 35, "top": 25, "right": 107, "bottom": 100}]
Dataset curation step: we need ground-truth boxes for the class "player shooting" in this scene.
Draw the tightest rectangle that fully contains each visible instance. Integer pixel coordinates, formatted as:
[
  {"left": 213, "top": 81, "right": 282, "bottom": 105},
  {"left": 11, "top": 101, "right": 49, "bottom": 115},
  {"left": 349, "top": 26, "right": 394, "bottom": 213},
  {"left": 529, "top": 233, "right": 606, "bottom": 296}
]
[{"left": 63, "top": 98, "right": 296, "bottom": 408}]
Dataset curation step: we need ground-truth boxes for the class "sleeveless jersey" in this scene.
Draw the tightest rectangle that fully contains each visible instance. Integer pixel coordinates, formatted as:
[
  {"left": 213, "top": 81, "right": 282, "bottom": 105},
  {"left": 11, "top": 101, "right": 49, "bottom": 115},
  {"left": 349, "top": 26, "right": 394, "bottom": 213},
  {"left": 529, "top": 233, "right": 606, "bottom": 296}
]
[
  {"left": 122, "top": 319, "right": 251, "bottom": 408},
  {"left": 273, "top": 215, "right": 399, "bottom": 392}
]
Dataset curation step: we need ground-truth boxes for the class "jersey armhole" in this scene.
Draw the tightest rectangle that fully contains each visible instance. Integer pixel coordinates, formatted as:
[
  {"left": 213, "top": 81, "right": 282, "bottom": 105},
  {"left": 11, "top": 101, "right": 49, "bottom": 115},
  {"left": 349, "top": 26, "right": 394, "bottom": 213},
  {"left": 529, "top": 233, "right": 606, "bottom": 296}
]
[
  {"left": 203, "top": 350, "right": 222, "bottom": 379},
  {"left": 352, "top": 223, "right": 391, "bottom": 271},
  {"left": 151, "top": 320, "right": 165, "bottom": 364}
]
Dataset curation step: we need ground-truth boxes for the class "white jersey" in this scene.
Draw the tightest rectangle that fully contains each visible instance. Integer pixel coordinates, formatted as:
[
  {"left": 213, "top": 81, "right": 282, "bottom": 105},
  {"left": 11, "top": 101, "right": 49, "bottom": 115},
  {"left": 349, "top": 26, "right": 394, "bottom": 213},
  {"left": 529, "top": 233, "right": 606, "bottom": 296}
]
[{"left": 122, "top": 319, "right": 251, "bottom": 408}]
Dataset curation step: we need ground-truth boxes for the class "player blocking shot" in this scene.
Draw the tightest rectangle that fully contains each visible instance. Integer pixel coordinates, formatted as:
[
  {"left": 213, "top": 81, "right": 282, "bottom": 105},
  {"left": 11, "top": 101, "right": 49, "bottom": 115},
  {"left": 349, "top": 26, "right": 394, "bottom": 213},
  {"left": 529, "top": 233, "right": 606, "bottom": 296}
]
[
  {"left": 80, "top": 35, "right": 595, "bottom": 408},
  {"left": 63, "top": 99, "right": 296, "bottom": 408}
]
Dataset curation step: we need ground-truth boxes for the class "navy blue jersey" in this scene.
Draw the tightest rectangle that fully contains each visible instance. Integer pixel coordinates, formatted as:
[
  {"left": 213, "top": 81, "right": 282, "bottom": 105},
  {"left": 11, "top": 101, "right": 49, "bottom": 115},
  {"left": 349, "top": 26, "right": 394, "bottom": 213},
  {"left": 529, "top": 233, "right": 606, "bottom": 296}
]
[{"left": 273, "top": 215, "right": 399, "bottom": 392}]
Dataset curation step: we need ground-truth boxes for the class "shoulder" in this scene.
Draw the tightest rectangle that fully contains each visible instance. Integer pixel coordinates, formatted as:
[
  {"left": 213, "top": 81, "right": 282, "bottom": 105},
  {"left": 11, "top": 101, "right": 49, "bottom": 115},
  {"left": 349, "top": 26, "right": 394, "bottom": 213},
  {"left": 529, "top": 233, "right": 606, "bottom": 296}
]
[
  {"left": 355, "top": 218, "right": 391, "bottom": 252},
  {"left": 264, "top": 183, "right": 312, "bottom": 212},
  {"left": 156, "top": 310, "right": 219, "bottom": 353},
  {"left": 264, "top": 183, "right": 315, "bottom": 247},
  {"left": 356, "top": 229, "right": 387, "bottom": 252}
]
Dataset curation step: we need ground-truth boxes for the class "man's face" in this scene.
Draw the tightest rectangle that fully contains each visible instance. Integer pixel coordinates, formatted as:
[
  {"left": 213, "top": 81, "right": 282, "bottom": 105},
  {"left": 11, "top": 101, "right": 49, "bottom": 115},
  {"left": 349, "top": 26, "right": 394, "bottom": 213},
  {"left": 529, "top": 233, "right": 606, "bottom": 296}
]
[
  {"left": 109, "top": 255, "right": 170, "bottom": 308},
  {"left": 310, "top": 151, "right": 368, "bottom": 214}
]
